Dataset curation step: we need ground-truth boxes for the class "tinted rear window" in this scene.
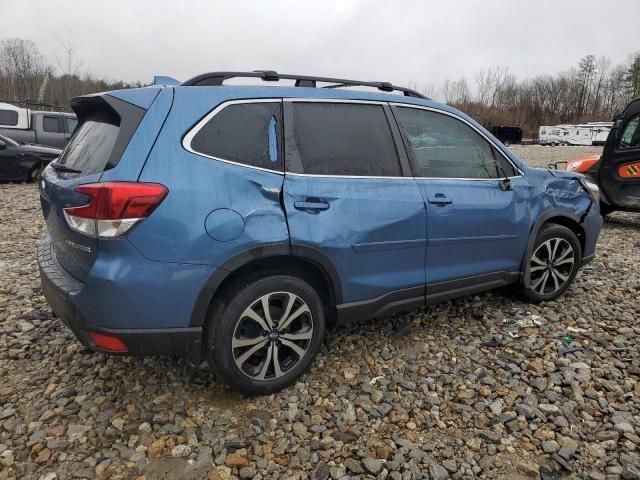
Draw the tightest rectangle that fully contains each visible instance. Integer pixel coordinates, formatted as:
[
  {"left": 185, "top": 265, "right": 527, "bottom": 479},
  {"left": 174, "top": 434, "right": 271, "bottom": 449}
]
[
  {"left": 290, "top": 103, "right": 401, "bottom": 176},
  {"left": 190, "top": 102, "right": 282, "bottom": 171},
  {"left": 57, "top": 110, "right": 120, "bottom": 176},
  {"left": 0, "top": 110, "right": 18, "bottom": 126}
]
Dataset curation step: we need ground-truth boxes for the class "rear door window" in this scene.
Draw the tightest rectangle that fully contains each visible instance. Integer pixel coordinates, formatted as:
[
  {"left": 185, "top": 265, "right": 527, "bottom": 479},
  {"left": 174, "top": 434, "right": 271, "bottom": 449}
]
[
  {"left": 395, "top": 107, "right": 517, "bottom": 178},
  {"left": 57, "top": 109, "right": 120, "bottom": 176},
  {"left": 189, "top": 102, "right": 282, "bottom": 171},
  {"left": 289, "top": 102, "right": 401, "bottom": 176},
  {"left": 43, "top": 116, "right": 61, "bottom": 133}
]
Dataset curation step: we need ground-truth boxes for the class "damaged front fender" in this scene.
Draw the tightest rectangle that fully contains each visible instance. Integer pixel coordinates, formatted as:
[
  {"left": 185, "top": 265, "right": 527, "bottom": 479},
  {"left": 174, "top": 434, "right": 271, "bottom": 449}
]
[{"left": 521, "top": 169, "right": 601, "bottom": 288}]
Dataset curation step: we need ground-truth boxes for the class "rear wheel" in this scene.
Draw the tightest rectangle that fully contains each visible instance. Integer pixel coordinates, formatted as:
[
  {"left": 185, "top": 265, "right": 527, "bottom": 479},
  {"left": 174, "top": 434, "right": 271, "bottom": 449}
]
[
  {"left": 520, "top": 224, "right": 581, "bottom": 302},
  {"left": 205, "top": 274, "right": 325, "bottom": 394},
  {"left": 29, "top": 163, "right": 44, "bottom": 183}
]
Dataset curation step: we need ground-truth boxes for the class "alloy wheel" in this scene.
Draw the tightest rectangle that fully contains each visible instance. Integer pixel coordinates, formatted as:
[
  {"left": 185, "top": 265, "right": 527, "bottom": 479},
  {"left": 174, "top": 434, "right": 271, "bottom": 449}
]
[
  {"left": 231, "top": 291, "right": 313, "bottom": 381},
  {"left": 529, "top": 238, "right": 575, "bottom": 296}
]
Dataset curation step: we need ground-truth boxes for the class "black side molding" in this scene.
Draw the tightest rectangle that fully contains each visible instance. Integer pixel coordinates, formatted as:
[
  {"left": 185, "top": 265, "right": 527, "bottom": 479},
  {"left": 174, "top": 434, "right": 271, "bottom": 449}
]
[{"left": 336, "top": 286, "right": 425, "bottom": 324}]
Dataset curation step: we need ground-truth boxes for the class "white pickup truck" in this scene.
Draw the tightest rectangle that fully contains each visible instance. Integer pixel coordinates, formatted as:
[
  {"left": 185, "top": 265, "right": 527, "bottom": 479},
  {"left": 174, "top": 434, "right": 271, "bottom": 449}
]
[{"left": 0, "top": 102, "right": 77, "bottom": 148}]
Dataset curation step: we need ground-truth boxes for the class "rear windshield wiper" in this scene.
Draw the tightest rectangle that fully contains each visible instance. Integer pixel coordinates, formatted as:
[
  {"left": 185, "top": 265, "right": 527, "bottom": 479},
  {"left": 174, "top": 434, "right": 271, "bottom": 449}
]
[{"left": 50, "top": 163, "right": 82, "bottom": 174}]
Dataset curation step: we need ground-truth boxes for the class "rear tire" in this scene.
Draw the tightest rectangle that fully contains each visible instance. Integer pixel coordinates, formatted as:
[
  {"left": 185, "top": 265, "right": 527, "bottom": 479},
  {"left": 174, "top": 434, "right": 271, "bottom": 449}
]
[
  {"left": 29, "top": 163, "right": 44, "bottom": 183},
  {"left": 520, "top": 224, "right": 581, "bottom": 303},
  {"left": 205, "top": 273, "right": 325, "bottom": 394}
]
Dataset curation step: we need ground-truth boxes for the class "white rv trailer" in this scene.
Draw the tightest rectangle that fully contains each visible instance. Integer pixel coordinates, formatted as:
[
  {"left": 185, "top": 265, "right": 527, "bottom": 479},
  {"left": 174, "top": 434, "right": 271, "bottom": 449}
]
[
  {"left": 539, "top": 122, "right": 612, "bottom": 146},
  {"left": 584, "top": 122, "right": 613, "bottom": 145},
  {"left": 539, "top": 125, "right": 562, "bottom": 145}
]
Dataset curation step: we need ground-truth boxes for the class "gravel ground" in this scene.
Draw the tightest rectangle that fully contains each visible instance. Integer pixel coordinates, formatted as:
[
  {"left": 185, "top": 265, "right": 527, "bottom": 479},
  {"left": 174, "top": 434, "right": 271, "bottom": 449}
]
[
  {"left": 508, "top": 145, "right": 603, "bottom": 169},
  {"left": 1, "top": 146, "right": 639, "bottom": 480}
]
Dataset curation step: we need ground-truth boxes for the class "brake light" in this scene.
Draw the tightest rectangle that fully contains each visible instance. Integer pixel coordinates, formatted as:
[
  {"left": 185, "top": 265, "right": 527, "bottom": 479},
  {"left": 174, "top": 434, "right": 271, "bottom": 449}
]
[{"left": 63, "top": 182, "right": 168, "bottom": 238}]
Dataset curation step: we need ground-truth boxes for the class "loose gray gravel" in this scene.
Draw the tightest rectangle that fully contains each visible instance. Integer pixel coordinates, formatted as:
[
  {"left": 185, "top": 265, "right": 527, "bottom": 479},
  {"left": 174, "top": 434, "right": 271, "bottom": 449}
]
[{"left": 1, "top": 146, "right": 639, "bottom": 480}]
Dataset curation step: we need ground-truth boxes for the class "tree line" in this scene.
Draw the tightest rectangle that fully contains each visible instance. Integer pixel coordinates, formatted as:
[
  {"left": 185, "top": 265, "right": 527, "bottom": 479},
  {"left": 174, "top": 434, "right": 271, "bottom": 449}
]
[
  {"left": 412, "top": 52, "right": 640, "bottom": 138},
  {"left": 0, "top": 38, "right": 141, "bottom": 112},
  {"left": 1, "top": 37, "right": 639, "bottom": 138}
]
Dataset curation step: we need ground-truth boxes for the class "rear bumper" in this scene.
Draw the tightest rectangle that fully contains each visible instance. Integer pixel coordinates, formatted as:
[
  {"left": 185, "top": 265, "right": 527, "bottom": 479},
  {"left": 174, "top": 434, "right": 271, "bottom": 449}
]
[{"left": 38, "top": 236, "right": 204, "bottom": 362}]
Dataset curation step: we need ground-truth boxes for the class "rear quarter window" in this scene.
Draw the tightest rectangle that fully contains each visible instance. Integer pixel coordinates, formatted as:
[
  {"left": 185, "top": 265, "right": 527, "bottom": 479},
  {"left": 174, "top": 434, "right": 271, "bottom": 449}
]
[{"left": 188, "top": 102, "right": 282, "bottom": 171}]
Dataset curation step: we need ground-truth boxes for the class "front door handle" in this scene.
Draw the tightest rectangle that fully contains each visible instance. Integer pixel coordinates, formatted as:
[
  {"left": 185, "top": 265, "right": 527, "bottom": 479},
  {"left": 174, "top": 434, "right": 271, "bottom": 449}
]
[
  {"left": 294, "top": 200, "right": 330, "bottom": 211},
  {"left": 428, "top": 196, "right": 453, "bottom": 205}
]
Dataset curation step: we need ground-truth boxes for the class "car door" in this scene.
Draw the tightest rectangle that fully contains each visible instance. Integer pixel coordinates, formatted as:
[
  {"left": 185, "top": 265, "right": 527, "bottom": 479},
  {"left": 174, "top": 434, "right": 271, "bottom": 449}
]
[
  {"left": 40, "top": 115, "right": 66, "bottom": 147},
  {"left": 282, "top": 100, "right": 426, "bottom": 315},
  {"left": 0, "top": 137, "right": 14, "bottom": 179},
  {"left": 391, "top": 105, "right": 531, "bottom": 297},
  {"left": 0, "top": 137, "right": 27, "bottom": 180},
  {"left": 599, "top": 101, "right": 640, "bottom": 210}
]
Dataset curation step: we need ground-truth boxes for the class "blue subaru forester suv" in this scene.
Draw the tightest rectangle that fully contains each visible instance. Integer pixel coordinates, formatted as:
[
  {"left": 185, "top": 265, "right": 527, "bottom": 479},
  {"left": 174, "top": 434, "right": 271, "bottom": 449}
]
[{"left": 38, "top": 71, "right": 602, "bottom": 394}]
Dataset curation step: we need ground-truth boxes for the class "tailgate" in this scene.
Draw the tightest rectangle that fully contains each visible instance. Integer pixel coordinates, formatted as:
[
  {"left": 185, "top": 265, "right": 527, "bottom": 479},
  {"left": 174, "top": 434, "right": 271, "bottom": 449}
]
[{"left": 40, "top": 94, "right": 147, "bottom": 281}]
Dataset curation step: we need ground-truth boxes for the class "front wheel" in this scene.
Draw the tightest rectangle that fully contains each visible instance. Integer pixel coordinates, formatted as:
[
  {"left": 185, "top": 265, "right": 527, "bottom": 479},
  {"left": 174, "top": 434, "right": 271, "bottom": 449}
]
[
  {"left": 520, "top": 224, "right": 582, "bottom": 302},
  {"left": 205, "top": 274, "right": 325, "bottom": 394}
]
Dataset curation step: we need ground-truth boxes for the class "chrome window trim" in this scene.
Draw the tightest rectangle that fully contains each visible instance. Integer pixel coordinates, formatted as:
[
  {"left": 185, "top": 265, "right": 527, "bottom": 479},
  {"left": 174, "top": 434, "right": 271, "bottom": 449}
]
[
  {"left": 283, "top": 98, "right": 387, "bottom": 105},
  {"left": 390, "top": 102, "right": 525, "bottom": 180},
  {"left": 285, "top": 172, "right": 413, "bottom": 180},
  {"left": 183, "top": 97, "right": 525, "bottom": 180},
  {"left": 182, "top": 98, "right": 285, "bottom": 175}
]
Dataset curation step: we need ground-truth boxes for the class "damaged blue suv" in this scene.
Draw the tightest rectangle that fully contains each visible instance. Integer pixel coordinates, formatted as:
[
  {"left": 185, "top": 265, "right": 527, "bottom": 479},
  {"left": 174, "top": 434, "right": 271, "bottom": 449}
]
[{"left": 38, "top": 71, "right": 602, "bottom": 394}]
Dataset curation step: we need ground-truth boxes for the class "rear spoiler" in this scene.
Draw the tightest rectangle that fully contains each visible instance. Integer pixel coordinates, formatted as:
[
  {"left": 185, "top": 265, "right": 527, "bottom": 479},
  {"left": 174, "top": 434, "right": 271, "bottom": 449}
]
[
  {"left": 69, "top": 94, "right": 147, "bottom": 170},
  {"left": 153, "top": 76, "right": 180, "bottom": 86}
]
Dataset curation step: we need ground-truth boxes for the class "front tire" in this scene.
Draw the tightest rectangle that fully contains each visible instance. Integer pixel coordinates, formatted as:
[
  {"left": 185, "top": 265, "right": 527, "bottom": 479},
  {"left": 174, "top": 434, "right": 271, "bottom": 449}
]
[
  {"left": 205, "top": 274, "right": 325, "bottom": 394},
  {"left": 520, "top": 224, "right": 581, "bottom": 302}
]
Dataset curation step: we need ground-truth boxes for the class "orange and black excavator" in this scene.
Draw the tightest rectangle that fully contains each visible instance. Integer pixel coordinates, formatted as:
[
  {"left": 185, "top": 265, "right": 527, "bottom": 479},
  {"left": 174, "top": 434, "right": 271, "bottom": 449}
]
[{"left": 550, "top": 98, "right": 640, "bottom": 216}]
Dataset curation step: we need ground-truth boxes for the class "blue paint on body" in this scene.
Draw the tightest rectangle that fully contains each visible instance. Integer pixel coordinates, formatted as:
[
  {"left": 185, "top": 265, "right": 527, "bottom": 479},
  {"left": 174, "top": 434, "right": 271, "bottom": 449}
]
[
  {"left": 38, "top": 82, "right": 603, "bottom": 336},
  {"left": 205, "top": 209, "right": 245, "bottom": 242}
]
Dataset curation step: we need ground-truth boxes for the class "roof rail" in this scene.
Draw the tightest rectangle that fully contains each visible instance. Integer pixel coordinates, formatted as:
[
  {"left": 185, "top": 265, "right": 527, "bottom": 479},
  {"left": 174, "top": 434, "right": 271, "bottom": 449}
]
[{"left": 181, "top": 70, "right": 427, "bottom": 99}]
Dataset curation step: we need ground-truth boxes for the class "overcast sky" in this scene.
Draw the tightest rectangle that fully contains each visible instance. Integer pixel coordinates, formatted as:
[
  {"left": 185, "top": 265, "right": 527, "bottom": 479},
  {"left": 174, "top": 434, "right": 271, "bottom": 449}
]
[{"left": 2, "top": 0, "right": 638, "bottom": 94}]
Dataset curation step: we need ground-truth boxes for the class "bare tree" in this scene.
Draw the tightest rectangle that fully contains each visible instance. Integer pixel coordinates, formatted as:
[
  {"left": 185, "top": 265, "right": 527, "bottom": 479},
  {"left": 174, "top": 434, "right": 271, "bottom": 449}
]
[
  {"left": 0, "top": 38, "right": 50, "bottom": 100},
  {"left": 56, "top": 31, "right": 83, "bottom": 77},
  {"left": 627, "top": 52, "right": 640, "bottom": 98}
]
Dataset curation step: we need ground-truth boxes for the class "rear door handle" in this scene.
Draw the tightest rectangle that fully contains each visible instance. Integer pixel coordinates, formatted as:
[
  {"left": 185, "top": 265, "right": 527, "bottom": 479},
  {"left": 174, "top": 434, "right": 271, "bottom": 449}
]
[
  {"left": 294, "top": 200, "right": 330, "bottom": 211},
  {"left": 428, "top": 196, "right": 453, "bottom": 205}
]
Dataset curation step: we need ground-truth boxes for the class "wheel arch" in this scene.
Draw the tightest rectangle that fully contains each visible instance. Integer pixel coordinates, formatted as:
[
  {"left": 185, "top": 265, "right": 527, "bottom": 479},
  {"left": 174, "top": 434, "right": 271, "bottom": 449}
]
[
  {"left": 521, "top": 209, "right": 585, "bottom": 287},
  {"left": 189, "top": 244, "right": 342, "bottom": 330},
  {"left": 28, "top": 160, "right": 46, "bottom": 182}
]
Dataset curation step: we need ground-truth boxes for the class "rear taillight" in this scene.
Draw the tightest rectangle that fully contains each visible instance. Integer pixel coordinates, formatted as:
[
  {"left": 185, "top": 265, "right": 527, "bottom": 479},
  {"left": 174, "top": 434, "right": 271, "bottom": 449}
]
[{"left": 63, "top": 182, "right": 168, "bottom": 238}]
